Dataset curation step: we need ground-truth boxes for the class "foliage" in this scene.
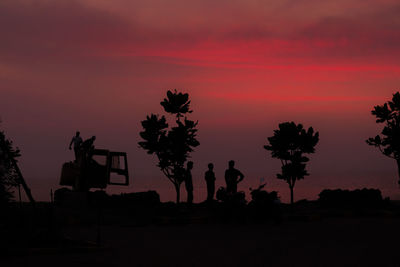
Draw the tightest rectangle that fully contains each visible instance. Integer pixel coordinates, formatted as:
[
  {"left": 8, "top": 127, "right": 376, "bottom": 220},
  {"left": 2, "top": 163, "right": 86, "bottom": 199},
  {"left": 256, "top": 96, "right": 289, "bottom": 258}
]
[
  {"left": 160, "top": 90, "right": 192, "bottom": 120},
  {"left": 366, "top": 92, "right": 400, "bottom": 183},
  {"left": 367, "top": 92, "right": 400, "bottom": 161},
  {"left": 0, "top": 128, "right": 20, "bottom": 205},
  {"left": 139, "top": 90, "right": 199, "bottom": 203},
  {"left": 264, "top": 122, "right": 319, "bottom": 204}
]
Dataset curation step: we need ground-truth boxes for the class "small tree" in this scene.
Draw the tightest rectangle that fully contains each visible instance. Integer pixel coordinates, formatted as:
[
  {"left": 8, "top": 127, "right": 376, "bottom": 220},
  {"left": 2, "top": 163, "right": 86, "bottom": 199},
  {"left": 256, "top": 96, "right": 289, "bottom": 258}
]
[
  {"left": 0, "top": 128, "right": 20, "bottom": 206},
  {"left": 264, "top": 122, "right": 319, "bottom": 204},
  {"left": 139, "top": 90, "right": 200, "bottom": 203},
  {"left": 367, "top": 92, "right": 400, "bottom": 184}
]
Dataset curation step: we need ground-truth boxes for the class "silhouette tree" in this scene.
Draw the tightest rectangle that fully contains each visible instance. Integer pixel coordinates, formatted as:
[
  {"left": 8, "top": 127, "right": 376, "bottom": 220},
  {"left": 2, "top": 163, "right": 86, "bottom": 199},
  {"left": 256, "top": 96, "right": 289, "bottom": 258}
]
[
  {"left": 264, "top": 122, "right": 319, "bottom": 204},
  {"left": 139, "top": 90, "right": 200, "bottom": 203},
  {"left": 367, "top": 92, "right": 400, "bottom": 184},
  {"left": 0, "top": 128, "right": 20, "bottom": 205}
]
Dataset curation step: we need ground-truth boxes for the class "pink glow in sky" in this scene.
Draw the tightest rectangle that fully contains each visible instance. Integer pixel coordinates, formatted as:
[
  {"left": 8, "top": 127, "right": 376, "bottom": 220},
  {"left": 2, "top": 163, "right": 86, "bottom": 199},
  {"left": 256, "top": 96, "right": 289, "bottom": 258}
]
[{"left": 1, "top": 0, "right": 400, "bottom": 202}]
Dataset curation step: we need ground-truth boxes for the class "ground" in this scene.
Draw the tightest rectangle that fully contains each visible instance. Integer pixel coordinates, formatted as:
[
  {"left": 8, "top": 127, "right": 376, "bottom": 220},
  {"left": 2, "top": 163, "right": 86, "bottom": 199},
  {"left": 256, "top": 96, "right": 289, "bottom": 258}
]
[{"left": 3, "top": 216, "right": 400, "bottom": 267}]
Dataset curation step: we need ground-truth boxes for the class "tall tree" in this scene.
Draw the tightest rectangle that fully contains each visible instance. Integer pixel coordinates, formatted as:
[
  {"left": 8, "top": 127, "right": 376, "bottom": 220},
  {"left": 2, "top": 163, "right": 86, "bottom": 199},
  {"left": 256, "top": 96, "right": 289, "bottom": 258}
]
[
  {"left": 367, "top": 92, "right": 400, "bottom": 184},
  {"left": 139, "top": 90, "right": 200, "bottom": 203},
  {"left": 264, "top": 122, "right": 319, "bottom": 204},
  {"left": 0, "top": 128, "right": 20, "bottom": 206}
]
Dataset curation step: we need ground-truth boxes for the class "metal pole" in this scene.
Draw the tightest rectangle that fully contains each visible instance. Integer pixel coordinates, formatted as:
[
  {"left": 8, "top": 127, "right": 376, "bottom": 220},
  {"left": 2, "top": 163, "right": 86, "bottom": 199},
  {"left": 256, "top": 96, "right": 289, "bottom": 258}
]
[{"left": 18, "top": 184, "right": 22, "bottom": 208}]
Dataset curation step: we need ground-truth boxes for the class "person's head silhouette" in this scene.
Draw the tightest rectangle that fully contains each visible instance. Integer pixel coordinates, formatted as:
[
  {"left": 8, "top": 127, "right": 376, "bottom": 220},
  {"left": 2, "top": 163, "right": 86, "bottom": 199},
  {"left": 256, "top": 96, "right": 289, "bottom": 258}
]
[
  {"left": 76, "top": 131, "right": 80, "bottom": 137},
  {"left": 187, "top": 161, "right": 193, "bottom": 170},
  {"left": 91, "top": 136, "right": 96, "bottom": 141},
  {"left": 229, "top": 160, "right": 235, "bottom": 169},
  {"left": 208, "top": 163, "right": 214, "bottom": 170}
]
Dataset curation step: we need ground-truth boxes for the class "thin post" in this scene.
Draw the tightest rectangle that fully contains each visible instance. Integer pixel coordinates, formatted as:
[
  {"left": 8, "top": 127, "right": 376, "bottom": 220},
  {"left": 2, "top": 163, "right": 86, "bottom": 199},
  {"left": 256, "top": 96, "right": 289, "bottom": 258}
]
[{"left": 18, "top": 184, "right": 22, "bottom": 208}]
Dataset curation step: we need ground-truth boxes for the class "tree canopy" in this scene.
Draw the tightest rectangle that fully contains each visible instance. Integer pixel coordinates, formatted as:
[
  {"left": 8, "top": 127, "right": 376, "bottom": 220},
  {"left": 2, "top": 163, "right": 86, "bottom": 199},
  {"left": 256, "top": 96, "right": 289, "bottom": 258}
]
[
  {"left": 264, "top": 121, "right": 319, "bottom": 204},
  {"left": 367, "top": 91, "right": 400, "bottom": 183},
  {"left": 139, "top": 90, "right": 199, "bottom": 203}
]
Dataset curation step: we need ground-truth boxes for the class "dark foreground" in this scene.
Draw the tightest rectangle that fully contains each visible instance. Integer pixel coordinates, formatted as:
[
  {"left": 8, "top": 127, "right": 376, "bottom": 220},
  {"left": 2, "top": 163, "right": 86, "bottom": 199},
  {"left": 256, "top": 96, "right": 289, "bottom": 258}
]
[{"left": 2, "top": 202, "right": 400, "bottom": 267}]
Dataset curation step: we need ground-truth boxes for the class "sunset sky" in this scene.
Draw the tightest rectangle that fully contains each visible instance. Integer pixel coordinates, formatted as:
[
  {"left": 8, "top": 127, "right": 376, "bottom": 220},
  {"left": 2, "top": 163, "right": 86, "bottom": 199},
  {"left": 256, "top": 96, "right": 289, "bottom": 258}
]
[{"left": 1, "top": 0, "right": 400, "bottom": 202}]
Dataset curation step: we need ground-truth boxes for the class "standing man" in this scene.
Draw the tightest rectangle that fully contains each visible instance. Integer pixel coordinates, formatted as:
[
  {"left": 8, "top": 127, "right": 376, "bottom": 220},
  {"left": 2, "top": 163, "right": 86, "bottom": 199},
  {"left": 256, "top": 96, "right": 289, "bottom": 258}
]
[
  {"left": 69, "top": 131, "right": 83, "bottom": 162},
  {"left": 205, "top": 163, "right": 216, "bottom": 202},
  {"left": 225, "top": 160, "right": 244, "bottom": 194},
  {"left": 82, "top": 136, "right": 96, "bottom": 151},
  {"left": 185, "top": 161, "right": 194, "bottom": 204},
  {"left": 81, "top": 136, "right": 96, "bottom": 162}
]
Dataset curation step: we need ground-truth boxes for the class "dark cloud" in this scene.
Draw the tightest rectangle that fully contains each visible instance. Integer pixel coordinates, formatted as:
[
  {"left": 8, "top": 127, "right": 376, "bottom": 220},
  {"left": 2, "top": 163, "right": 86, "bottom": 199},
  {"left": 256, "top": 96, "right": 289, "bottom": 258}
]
[
  {"left": 1, "top": 0, "right": 400, "bottom": 66},
  {"left": 0, "top": 1, "right": 133, "bottom": 63}
]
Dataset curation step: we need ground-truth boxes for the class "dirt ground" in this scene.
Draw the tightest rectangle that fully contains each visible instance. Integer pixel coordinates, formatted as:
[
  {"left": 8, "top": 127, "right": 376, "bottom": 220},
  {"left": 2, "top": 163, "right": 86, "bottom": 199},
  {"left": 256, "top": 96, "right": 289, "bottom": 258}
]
[{"left": 4, "top": 216, "right": 400, "bottom": 267}]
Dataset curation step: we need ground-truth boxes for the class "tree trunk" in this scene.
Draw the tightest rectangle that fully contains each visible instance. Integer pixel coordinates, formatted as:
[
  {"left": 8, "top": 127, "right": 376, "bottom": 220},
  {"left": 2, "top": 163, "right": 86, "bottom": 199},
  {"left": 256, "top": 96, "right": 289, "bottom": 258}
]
[
  {"left": 289, "top": 185, "right": 294, "bottom": 205},
  {"left": 175, "top": 183, "right": 180, "bottom": 204}
]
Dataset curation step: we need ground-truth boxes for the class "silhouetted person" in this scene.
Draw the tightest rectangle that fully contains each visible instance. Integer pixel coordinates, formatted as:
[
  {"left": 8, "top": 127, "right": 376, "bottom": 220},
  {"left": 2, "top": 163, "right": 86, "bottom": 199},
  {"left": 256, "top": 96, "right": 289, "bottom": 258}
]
[
  {"left": 185, "top": 161, "right": 194, "bottom": 204},
  {"left": 69, "top": 131, "right": 82, "bottom": 161},
  {"left": 205, "top": 163, "right": 216, "bottom": 202},
  {"left": 82, "top": 136, "right": 96, "bottom": 162},
  {"left": 225, "top": 160, "right": 244, "bottom": 194}
]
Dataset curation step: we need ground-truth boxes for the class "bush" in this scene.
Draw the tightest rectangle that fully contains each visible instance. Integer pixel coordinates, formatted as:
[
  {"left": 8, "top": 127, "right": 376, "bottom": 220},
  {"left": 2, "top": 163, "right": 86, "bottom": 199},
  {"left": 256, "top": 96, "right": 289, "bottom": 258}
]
[{"left": 318, "top": 188, "right": 383, "bottom": 208}]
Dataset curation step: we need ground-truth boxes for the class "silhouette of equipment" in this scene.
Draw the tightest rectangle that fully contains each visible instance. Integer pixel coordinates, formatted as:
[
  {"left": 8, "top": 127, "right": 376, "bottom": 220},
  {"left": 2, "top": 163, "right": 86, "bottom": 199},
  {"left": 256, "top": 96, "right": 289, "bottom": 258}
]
[{"left": 60, "top": 149, "right": 129, "bottom": 191}]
